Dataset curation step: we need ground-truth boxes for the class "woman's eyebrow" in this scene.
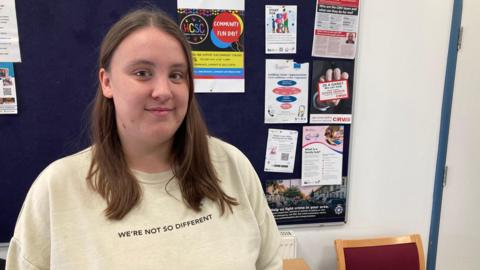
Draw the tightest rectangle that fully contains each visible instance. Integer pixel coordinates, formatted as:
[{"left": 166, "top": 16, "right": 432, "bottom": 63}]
[
  {"left": 126, "top": 59, "right": 156, "bottom": 67},
  {"left": 170, "top": 63, "right": 188, "bottom": 69},
  {"left": 125, "top": 60, "right": 187, "bottom": 69}
]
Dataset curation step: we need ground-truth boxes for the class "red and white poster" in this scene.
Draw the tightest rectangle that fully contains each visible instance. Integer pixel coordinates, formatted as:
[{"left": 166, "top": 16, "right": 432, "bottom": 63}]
[
  {"left": 311, "top": 0, "right": 359, "bottom": 59},
  {"left": 309, "top": 60, "right": 354, "bottom": 124}
]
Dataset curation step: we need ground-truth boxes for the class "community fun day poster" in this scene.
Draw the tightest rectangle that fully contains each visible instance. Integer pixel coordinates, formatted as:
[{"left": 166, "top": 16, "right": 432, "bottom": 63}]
[
  {"left": 177, "top": 0, "right": 245, "bottom": 92},
  {"left": 265, "top": 178, "right": 347, "bottom": 225}
]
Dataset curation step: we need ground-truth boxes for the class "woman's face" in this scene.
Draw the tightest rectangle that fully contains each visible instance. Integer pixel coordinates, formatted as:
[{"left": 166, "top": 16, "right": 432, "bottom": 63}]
[{"left": 99, "top": 27, "right": 189, "bottom": 148}]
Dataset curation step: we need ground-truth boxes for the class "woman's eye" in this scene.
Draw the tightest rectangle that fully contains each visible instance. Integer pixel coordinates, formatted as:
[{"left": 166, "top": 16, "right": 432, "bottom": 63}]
[
  {"left": 170, "top": 72, "right": 185, "bottom": 81},
  {"left": 133, "top": 70, "right": 152, "bottom": 78}
]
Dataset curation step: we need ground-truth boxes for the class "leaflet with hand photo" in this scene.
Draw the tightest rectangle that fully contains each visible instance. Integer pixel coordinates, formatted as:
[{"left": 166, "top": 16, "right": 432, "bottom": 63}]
[{"left": 309, "top": 60, "right": 354, "bottom": 124}]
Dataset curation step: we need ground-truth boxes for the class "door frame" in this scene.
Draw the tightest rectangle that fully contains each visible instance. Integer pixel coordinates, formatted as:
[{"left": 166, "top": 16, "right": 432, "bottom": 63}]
[{"left": 427, "top": 0, "right": 463, "bottom": 269}]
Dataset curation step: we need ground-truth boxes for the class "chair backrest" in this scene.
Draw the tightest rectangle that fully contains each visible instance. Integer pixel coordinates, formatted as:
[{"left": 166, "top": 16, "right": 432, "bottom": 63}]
[{"left": 335, "top": 234, "right": 425, "bottom": 270}]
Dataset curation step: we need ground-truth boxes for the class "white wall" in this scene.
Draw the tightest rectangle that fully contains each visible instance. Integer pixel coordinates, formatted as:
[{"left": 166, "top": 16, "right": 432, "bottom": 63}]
[
  {"left": 289, "top": 1, "right": 454, "bottom": 269},
  {"left": 0, "top": 245, "right": 7, "bottom": 259}
]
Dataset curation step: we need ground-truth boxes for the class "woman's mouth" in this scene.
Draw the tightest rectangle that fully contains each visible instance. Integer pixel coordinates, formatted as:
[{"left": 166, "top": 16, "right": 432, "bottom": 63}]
[{"left": 145, "top": 107, "right": 173, "bottom": 116}]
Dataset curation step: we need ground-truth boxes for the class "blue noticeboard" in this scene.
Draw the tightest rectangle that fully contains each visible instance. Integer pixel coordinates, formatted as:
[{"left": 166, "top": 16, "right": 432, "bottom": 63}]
[{"left": 0, "top": 1, "right": 352, "bottom": 242}]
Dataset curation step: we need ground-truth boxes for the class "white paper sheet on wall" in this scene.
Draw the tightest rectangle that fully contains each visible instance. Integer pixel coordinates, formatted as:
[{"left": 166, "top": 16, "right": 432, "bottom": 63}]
[
  {"left": 264, "top": 128, "right": 298, "bottom": 173},
  {"left": 265, "top": 59, "right": 308, "bottom": 124},
  {"left": 311, "top": 0, "right": 359, "bottom": 59},
  {"left": 265, "top": 5, "right": 297, "bottom": 54},
  {"left": 0, "top": 0, "right": 22, "bottom": 62}
]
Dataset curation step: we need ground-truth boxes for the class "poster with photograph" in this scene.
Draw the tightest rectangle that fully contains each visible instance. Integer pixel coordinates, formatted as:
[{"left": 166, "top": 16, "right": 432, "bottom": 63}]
[
  {"left": 0, "top": 63, "right": 17, "bottom": 114},
  {"left": 265, "top": 5, "right": 297, "bottom": 54},
  {"left": 311, "top": 0, "right": 359, "bottom": 59},
  {"left": 0, "top": 0, "right": 21, "bottom": 62},
  {"left": 178, "top": 0, "right": 245, "bottom": 92},
  {"left": 264, "top": 129, "right": 298, "bottom": 173},
  {"left": 265, "top": 178, "right": 347, "bottom": 225},
  {"left": 301, "top": 125, "right": 344, "bottom": 186},
  {"left": 309, "top": 59, "right": 354, "bottom": 124},
  {"left": 265, "top": 59, "right": 308, "bottom": 124}
]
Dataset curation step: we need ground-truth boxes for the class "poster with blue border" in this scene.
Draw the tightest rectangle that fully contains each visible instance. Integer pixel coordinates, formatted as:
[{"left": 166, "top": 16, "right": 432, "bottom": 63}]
[
  {"left": 178, "top": 0, "right": 245, "bottom": 93},
  {"left": 0, "top": 62, "right": 17, "bottom": 114}
]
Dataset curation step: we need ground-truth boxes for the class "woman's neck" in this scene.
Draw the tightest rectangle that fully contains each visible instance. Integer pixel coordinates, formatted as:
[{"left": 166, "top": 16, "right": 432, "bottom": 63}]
[{"left": 121, "top": 139, "right": 173, "bottom": 173}]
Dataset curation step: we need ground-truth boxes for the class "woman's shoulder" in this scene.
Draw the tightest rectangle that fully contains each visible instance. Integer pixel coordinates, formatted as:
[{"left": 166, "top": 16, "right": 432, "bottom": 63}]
[
  {"left": 207, "top": 136, "right": 249, "bottom": 163},
  {"left": 45, "top": 147, "right": 91, "bottom": 171},
  {"left": 207, "top": 137, "right": 259, "bottom": 183},
  {"left": 17, "top": 148, "right": 94, "bottom": 222},
  {"left": 34, "top": 147, "right": 92, "bottom": 188}
]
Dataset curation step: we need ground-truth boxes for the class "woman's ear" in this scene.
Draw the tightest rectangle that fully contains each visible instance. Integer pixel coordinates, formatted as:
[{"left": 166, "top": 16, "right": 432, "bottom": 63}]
[{"left": 99, "top": 68, "right": 113, "bottom": 98}]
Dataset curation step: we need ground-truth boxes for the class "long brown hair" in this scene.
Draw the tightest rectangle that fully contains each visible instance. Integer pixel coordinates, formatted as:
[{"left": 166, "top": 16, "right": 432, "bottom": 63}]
[{"left": 87, "top": 8, "right": 238, "bottom": 220}]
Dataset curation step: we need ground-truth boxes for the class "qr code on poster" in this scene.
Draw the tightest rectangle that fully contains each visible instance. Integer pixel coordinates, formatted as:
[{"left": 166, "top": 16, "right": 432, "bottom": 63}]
[
  {"left": 3, "top": 87, "right": 12, "bottom": 96},
  {"left": 281, "top": 153, "right": 289, "bottom": 161}
]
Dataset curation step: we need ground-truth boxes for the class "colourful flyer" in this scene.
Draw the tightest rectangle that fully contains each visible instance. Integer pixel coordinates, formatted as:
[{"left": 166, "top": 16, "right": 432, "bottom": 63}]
[
  {"left": 265, "top": 5, "right": 297, "bottom": 54},
  {"left": 265, "top": 178, "right": 347, "bottom": 225},
  {"left": 301, "top": 126, "right": 344, "bottom": 186},
  {"left": 178, "top": 1, "right": 245, "bottom": 93},
  {"left": 0, "top": 62, "right": 17, "bottom": 114}
]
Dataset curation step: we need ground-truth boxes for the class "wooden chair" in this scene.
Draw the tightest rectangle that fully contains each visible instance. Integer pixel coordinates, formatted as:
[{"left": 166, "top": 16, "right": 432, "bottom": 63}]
[{"left": 335, "top": 234, "right": 425, "bottom": 270}]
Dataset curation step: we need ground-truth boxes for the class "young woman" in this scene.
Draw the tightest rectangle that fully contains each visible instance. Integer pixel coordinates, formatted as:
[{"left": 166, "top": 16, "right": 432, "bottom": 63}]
[{"left": 6, "top": 8, "right": 281, "bottom": 270}]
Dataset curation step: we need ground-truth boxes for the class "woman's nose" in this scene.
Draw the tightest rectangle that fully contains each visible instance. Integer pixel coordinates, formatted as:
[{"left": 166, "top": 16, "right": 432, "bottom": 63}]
[{"left": 151, "top": 77, "right": 173, "bottom": 101}]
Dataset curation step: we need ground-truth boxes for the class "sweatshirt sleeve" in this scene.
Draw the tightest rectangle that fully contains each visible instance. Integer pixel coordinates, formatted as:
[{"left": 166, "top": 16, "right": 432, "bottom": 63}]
[
  {"left": 255, "top": 204, "right": 283, "bottom": 270},
  {"left": 6, "top": 169, "right": 52, "bottom": 270},
  {"left": 236, "top": 151, "right": 282, "bottom": 270}
]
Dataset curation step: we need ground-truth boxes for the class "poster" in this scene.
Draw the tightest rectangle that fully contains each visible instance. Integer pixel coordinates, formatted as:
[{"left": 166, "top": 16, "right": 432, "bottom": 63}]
[
  {"left": 265, "top": 5, "right": 297, "bottom": 54},
  {"left": 264, "top": 129, "right": 298, "bottom": 173},
  {"left": 178, "top": 0, "right": 245, "bottom": 93},
  {"left": 265, "top": 178, "right": 347, "bottom": 225},
  {"left": 0, "top": 62, "right": 17, "bottom": 114},
  {"left": 0, "top": 0, "right": 21, "bottom": 62},
  {"left": 309, "top": 59, "right": 354, "bottom": 124},
  {"left": 301, "top": 125, "right": 344, "bottom": 186},
  {"left": 265, "top": 59, "right": 308, "bottom": 124},
  {"left": 311, "top": 0, "right": 359, "bottom": 59}
]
